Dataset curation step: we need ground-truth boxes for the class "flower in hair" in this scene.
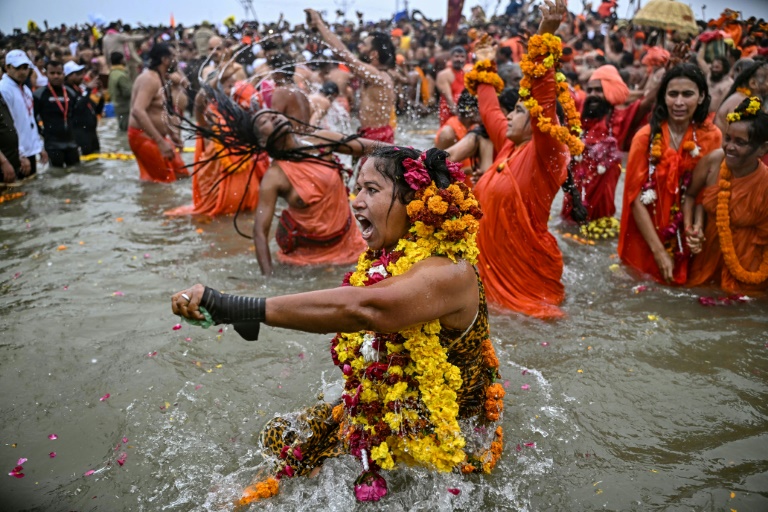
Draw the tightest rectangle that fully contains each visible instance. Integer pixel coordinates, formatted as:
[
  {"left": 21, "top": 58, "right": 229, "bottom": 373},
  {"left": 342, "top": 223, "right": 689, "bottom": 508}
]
[
  {"left": 402, "top": 158, "right": 431, "bottom": 191},
  {"left": 446, "top": 160, "right": 466, "bottom": 184}
]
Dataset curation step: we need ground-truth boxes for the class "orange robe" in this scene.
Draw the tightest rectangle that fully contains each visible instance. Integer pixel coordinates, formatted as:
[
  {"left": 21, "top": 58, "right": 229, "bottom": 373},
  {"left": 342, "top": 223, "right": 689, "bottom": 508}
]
[
  {"left": 127, "top": 127, "right": 188, "bottom": 183},
  {"left": 164, "top": 136, "right": 268, "bottom": 217},
  {"left": 561, "top": 100, "right": 642, "bottom": 221},
  {"left": 688, "top": 161, "right": 768, "bottom": 293},
  {"left": 619, "top": 121, "right": 721, "bottom": 284},
  {"left": 473, "top": 66, "right": 568, "bottom": 319},
  {"left": 435, "top": 116, "right": 473, "bottom": 186},
  {"left": 275, "top": 159, "right": 366, "bottom": 266}
]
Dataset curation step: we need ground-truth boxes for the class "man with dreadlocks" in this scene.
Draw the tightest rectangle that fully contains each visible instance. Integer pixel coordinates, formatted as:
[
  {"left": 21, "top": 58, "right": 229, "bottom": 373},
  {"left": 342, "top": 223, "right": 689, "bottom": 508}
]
[
  {"left": 305, "top": 9, "right": 397, "bottom": 144},
  {"left": 128, "top": 43, "right": 187, "bottom": 183}
]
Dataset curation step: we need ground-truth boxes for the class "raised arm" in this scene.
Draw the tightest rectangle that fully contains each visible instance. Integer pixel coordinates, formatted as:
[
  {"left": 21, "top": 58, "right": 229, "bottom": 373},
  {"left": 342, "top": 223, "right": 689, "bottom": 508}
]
[{"left": 305, "top": 9, "right": 390, "bottom": 87}]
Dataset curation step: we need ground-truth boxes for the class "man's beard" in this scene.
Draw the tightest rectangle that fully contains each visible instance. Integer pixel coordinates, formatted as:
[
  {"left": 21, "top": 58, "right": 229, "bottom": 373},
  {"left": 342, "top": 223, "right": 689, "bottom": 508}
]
[
  {"left": 710, "top": 70, "right": 725, "bottom": 82},
  {"left": 359, "top": 52, "right": 371, "bottom": 64},
  {"left": 582, "top": 96, "right": 612, "bottom": 120},
  {"left": 452, "top": 60, "right": 463, "bottom": 70}
]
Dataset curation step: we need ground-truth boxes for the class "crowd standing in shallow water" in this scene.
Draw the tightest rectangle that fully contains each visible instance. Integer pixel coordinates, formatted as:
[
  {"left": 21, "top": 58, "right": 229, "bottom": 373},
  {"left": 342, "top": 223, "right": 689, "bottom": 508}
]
[{"left": 1, "top": 0, "right": 768, "bottom": 504}]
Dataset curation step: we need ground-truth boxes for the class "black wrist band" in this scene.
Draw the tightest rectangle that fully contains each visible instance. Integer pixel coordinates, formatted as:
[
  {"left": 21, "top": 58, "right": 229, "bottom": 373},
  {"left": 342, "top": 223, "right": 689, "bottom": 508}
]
[{"left": 201, "top": 287, "right": 266, "bottom": 324}]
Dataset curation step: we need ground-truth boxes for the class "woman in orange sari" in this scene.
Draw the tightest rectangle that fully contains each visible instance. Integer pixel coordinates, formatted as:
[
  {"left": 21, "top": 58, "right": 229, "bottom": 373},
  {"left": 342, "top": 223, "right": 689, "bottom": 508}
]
[
  {"left": 619, "top": 64, "right": 722, "bottom": 284},
  {"left": 684, "top": 96, "right": 768, "bottom": 293},
  {"left": 457, "top": 0, "right": 583, "bottom": 319}
]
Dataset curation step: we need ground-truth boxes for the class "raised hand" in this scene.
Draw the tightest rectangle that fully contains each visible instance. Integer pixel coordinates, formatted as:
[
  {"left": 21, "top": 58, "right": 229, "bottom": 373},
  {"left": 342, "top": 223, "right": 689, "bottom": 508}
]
[{"left": 538, "top": 0, "right": 567, "bottom": 36}]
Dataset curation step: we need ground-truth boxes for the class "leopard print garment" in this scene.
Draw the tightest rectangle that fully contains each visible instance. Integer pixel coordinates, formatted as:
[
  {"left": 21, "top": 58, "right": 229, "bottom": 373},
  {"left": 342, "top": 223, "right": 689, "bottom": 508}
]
[{"left": 258, "top": 270, "right": 495, "bottom": 477}]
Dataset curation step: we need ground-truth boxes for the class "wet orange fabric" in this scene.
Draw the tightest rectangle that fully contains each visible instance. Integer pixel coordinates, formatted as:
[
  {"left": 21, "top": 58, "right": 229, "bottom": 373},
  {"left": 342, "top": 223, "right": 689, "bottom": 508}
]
[
  {"left": 164, "top": 136, "right": 268, "bottom": 217},
  {"left": 435, "top": 116, "right": 473, "bottom": 182},
  {"left": 688, "top": 161, "right": 768, "bottom": 293},
  {"left": 275, "top": 159, "right": 366, "bottom": 266},
  {"left": 618, "top": 121, "right": 721, "bottom": 283},
  {"left": 128, "top": 127, "right": 187, "bottom": 183},
  {"left": 473, "top": 66, "right": 568, "bottom": 319}
]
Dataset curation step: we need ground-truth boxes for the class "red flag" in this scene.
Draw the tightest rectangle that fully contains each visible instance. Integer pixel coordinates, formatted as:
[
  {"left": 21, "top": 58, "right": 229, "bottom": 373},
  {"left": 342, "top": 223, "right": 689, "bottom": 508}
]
[{"left": 445, "top": 0, "right": 465, "bottom": 37}]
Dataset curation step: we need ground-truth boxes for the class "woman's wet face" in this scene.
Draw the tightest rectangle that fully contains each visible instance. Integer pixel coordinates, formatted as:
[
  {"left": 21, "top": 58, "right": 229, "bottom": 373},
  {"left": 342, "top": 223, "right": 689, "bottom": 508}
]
[
  {"left": 664, "top": 77, "right": 703, "bottom": 124},
  {"left": 351, "top": 159, "right": 410, "bottom": 252}
]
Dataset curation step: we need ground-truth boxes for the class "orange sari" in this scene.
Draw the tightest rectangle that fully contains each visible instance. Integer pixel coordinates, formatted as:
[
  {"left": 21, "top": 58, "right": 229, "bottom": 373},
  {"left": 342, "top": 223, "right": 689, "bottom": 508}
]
[
  {"left": 164, "top": 136, "right": 267, "bottom": 217},
  {"left": 619, "top": 121, "right": 721, "bottom": 284},
  {"left": 275, "top": 159, "right": 366, "bottom": 266},
  {"left": 688, "top": 161, "right": 768, "bottom": 293},
  {"left": 473, "top": 65, "right": 568, "bottom": 319}
]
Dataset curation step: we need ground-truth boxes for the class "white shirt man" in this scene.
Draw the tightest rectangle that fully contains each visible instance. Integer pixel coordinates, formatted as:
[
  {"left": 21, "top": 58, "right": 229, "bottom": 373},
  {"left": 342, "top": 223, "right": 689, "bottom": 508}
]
[{"left": 0, "top": 49, "right": 45, "bottom": 176}]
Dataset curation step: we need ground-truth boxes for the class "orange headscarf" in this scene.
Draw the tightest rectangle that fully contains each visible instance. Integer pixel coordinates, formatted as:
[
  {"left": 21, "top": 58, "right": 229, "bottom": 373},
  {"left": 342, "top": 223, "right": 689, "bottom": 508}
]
[
  {"left": 641, "top": 46, "right": 670, "bottom": 67},
  {"left": 590, "top": 65, "right": 629, "bottom": 105}
]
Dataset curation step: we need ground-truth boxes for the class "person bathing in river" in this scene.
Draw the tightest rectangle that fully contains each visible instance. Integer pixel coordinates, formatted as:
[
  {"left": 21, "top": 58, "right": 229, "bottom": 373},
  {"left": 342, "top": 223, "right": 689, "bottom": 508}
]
[
  {"left": 305, "top": 9, "right": 397, "bottom": 143},
  {"left": 684, "top": 96, "right": 768, "bottom": 294},
  {"left": 172, "top": 145, "right": 505, "bottom": 505},
  {"left": 619, "top": 63, "right": 721, "bottom": 285}
]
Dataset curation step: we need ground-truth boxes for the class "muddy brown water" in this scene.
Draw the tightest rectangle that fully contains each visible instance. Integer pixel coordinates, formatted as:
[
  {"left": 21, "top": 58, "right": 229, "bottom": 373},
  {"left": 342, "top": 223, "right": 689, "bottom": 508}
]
[{"left": 1, "top": 118, "right": 766, "bottom": 511}]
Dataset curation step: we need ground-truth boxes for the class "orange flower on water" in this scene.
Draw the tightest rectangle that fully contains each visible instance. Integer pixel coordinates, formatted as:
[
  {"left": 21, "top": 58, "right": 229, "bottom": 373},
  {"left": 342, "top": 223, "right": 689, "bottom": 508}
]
[{"left": 237, "top": 477, "right": 279, "bottom": 507}]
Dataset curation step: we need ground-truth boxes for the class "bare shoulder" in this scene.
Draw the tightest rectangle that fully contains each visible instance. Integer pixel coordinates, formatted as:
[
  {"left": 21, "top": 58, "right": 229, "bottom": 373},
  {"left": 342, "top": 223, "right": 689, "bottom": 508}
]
[
  {"left": 409, "top": 256, "right": 477, "bottom": 290},
  {"left": 703, "top": 149, "right": 724, "bottom": 186}
]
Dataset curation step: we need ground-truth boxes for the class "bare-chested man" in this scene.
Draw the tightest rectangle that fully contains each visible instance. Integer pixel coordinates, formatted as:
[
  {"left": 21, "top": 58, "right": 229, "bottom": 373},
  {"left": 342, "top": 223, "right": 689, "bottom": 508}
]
[
  {"left": 267, "top": 53, "right": 312, "bottom": 131},
  {"left": 201, "top": 36, "right": 246, "bottom": 82},
  {"left": 436, "top": 47, "right": 466, "bottom": 126},
  {"left": 128, "top": 43, "right": 188, "bottom": 183},
  {"left": 306, "top": 9, "right": 396, "bottom": 143}
]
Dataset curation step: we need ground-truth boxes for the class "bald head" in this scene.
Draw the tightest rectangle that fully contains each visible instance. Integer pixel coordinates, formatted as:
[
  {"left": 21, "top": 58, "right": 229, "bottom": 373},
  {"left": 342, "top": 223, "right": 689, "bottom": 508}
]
[{"left": 208, "top": 36, "right": 224, "bottom": 64}]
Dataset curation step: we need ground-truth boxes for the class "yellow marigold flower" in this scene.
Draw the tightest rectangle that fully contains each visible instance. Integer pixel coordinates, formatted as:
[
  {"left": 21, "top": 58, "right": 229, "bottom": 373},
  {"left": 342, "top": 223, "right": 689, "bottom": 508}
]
[{"left": 726, "top": 112, "right": 741, "bottom": 123}]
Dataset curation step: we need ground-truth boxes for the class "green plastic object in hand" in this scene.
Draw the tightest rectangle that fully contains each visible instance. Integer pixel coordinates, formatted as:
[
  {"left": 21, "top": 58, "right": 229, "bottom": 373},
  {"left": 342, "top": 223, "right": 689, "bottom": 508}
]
[{"left": 182, "top": 306, "right": 214, "bottom": 329}]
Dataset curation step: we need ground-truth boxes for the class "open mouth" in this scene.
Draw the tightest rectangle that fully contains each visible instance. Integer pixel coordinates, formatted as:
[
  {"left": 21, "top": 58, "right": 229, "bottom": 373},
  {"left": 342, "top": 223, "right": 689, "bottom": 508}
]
[{"left": 356, "top": 215, "right": 373, "bottom": 239}]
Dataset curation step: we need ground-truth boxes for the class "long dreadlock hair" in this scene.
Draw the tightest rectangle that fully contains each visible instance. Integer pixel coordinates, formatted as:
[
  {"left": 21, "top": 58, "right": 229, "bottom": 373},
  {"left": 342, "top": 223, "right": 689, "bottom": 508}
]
[{"left": 168, "top": 84, "right": 364, "bottom": 238}]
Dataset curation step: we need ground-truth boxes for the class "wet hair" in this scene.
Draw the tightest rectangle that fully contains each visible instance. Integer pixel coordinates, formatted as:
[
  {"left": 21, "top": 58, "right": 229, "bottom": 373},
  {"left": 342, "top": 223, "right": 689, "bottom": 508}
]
[
  {"left": 450, "top": 46, "right": 467, "bottom": 55},
  {"left": 168, "top": 85, "right": 362, "bottom": 238},
  {"left": 45, "top": 60, "right": 62, "bottom": 70},
  {"left": 456, "top": 89, "right": 478, "bottom": 118},
  {"left": 320, "top": 81, "right": 339, "bottom": 97},
  {"left": 498, "top": 87, "right": 519, "bottom": 113},
  {"left": 729, "top": 96, "right": 768, "bottom": 148},
  {"left": 369, "top": 31, "right": 396, "bottom": 68},
  {"left": 650, "top": 63, "right": 710, "bottom": 140},
  {"left": 725, "top": 58, "right": 767, "bottom": 98},
  {"left": 268, "top": 52, "right": 295, "bottom": 75},
  {"left": 498, "top": 46, "right": 513, "bottom": 60},
  {"left": 370, "top": 146, "right": 453, "bottom": 207},
  {"left": 110, "top": 51, "right": 124, "bottom": 66},
  {"left": 148, "top": 42, "right": 172, "bottom": 69}
]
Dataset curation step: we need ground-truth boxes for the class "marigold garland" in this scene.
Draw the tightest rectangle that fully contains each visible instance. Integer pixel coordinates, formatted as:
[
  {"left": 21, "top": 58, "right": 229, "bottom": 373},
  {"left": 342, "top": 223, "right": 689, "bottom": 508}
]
[
  {"left": 726, "top": 96, "right": 762, "bottom": 123},
  {"left": 518, "top": 34, "right": 584, "bottom": 157},
  {"left": 735, "top": 86, "right": 752, "bottom": 97},
  {"left": 0, "top": 191, "right": 26, "bottom": 204},
  {"left": 331, "top": 178, "right": 497, "bottom": 476},
  {"left": 237, "top": 477, "right": 279, "bottom": 507},
  {"left": 715, "top": 162, "right": 768, "bottom": 284},
  {"left": 464, "top": 59, "right": 505, "bottom": 96}
]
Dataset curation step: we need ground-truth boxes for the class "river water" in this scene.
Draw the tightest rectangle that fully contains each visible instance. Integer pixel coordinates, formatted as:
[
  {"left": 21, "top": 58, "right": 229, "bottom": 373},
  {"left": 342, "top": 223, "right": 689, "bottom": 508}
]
[{"left": 1, "top": 118, "right": 766, "bottom": 512}]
